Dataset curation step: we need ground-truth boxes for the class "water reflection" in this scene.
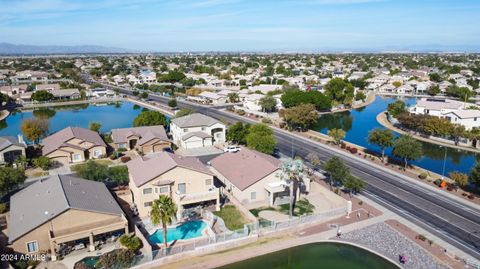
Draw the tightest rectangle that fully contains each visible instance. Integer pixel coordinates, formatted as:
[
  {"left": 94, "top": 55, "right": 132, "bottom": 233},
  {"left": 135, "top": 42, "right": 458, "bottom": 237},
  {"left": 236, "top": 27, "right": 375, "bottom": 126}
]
[{"left": 314, "top": 96, "right": 479, "bottom": 175}]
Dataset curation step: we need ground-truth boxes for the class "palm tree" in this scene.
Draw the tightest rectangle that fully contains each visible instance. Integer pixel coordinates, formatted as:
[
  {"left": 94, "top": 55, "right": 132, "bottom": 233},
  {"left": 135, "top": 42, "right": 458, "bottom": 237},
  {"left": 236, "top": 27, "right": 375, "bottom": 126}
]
[
  {"left": 150, "top": 196, "right": 177, "bottom": 250},
  {"left": 227, "top": 92, "right": 239, "bottom": 103}
]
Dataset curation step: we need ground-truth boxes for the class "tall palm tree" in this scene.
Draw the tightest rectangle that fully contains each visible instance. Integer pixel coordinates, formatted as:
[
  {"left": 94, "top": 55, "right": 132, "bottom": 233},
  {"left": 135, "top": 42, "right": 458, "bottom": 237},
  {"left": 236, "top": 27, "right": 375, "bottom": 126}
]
[
  {"left": 150, "top": 196, "right": 177, "bottom": 250},
  {"left": 227, "top": 92, "right": 239, "bottom": 103}
]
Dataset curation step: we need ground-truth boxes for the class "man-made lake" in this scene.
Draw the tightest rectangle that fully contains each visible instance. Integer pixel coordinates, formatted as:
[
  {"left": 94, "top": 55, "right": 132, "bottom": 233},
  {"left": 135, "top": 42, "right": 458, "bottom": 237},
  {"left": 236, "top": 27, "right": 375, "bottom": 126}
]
[
  {"left": 0, "top": 102, "right": 145, "bottom": 140},
  {"left": 315, "top": 96, "right": 479, "bottom": 175},
  {"left": 216, "top": 242, "right": 398, "bottom": 269}
]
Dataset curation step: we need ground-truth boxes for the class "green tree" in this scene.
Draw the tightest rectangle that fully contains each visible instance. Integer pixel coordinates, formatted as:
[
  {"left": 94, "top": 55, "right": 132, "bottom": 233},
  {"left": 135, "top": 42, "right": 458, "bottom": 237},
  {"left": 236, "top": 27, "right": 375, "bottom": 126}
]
[
  {"left": 282, "top": 104, "right": 318, "bottom": 131},
  {"left": 355, "top": 91, "right": 367, "bottom": 102},
  {"left": 168, "top": 98, "right": 177, "bottom": 108},
  {"left": 133, "top": 110, "right": 167, "bottom": 127},
  {"left": 21, "top": 118, "right": 49, "bottom": 144},
  {"left": 306, "top": 152, "right": 321, "bottom": 168},
  {"left": 31, "top": 90, "right": 54, "bottom": 102},
  {"left": 150, "top": 195, "right": 177, "bottom": 249},
  {"left": 343, "top": 175, "right": 366, "bottom": 196},
  {"left": 324, "top": 78, "right": 354, "bottom": 105},
  {"left": 323, "top": 156, "right": 349, "bottom": 187},
  {"left": 392, "top": 81, "right": 402, "bottom": 88},
  {"left": 119, "top": 234, "right": 142, "bottom": 252},
  {"left": 245, "top": 124, "right": 276, "bottom": 154},
  {"left": 107, "top": 165, "right": 129, "bottom": 185},
  {"left": 89, "top": 122, "right": 102, "bottom": 133},
  {"left": 71, "top": 160, "right": 109, "bottom": 181},
  {"left": 226, "top": 122, "right": 250, "bottom": 145},
  {"left": 368, "top": 128, "right": 395, "bottom": 161},
  {"left": 328, "top": 128, "right": 346, "bottom": 145},
  {"left": 141, "top": 92, "right": 149, "bottom": 99},
  {"left": 470, "top": 162, "right": 480, "bottom": 190},
  {"left": 0, "top": 167, "right": 26, "bottom": 196},
  {"left": 159, "top": 70, "right": 186, "bottom": 83},
  {"left": 449, "top": 171, "right": 468, "bottom": 187},
  {"left": 429, "top": 73, "right": 442, "bottom": 82},
  {"left": 387, "top": 100, "right": 406, "bottom": 118},
  {"left": 427, "top": 85, "right": 441, "bottom": 96},
  {"left": 392, "top": 135, "right": 423, "bottom": 169},
  {"left": 259, "top": 95, "right": 277, "bottom": 112},
  {"left": 174, "top": 108, "right": 194, "bottom": 118},
  {"left": 227, "top": 92, "right": 239, "bottom": 103},
  {"left": 280, "top": 90, "right": 331, "bottom": 111},
  {"left": 33, "top": 156, "right": 52, "bottom": 171}
]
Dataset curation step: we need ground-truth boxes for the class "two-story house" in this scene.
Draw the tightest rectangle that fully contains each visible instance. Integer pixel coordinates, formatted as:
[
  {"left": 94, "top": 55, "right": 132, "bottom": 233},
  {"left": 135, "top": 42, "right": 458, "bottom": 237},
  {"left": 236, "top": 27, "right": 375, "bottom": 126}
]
[
  {"left": 42, "top": 127, "right": 107, "bottom": 164},
  {"left": 127, "top": 152, "right": 220, "bottom": 219},
  {"left": 170, "top": 113, "right": 226, "bottom": 149}
]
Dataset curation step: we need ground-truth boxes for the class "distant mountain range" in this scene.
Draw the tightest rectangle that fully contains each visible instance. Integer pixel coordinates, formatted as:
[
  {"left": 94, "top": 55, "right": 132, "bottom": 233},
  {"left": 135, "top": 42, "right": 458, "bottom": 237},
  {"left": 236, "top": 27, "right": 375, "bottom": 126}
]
[{"left": 0, "top": 43, "right": 132, "bottom": 55}]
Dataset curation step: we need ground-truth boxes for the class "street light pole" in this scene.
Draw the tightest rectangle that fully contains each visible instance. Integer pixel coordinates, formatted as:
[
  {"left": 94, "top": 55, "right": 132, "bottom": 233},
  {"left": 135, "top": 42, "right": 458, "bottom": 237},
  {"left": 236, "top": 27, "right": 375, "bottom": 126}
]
[{"left": 441, "top": 146, "right": 447, "bottom": 180}]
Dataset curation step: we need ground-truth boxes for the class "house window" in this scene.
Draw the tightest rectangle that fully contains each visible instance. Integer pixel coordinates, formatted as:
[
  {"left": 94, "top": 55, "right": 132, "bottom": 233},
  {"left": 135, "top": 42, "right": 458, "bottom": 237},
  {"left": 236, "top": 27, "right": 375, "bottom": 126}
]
[
  {"left": 475, "top": 117, "right": 477, "bottom": 121},
  {"left": 26, "top": 241, "right": 38, "bottom": 253},
  {"left": 250, "top": 192, "right": 257, "bottom": 200},
  {"left": 72, "top": 154, "right": 82, "bottom": 162},
  {"left": 143, "top": 188, "right": 152, "bottom": 195},
  {"left": 183, "top": 128, "right": 188, "bottom": 132},
  {"left": 159, "top": 186, "right": 169, "bottom": 193},
  {"left": 205, "top": 179, "right": 212, "bottom": 186},
  {"left": 201, "top": 127, "right": 206, "bottom": 131},
  {"left": 119, "top": 143, "right": 127, "bottom": 149},
  {"left": 93, "top": 149, "right": 102, "bottom": 158},
  {"left": 144, "top": 201, "right": 153, "bottom": 207},
  {"left": 178, "top": 183, "right": 186, "bottom": 194}
]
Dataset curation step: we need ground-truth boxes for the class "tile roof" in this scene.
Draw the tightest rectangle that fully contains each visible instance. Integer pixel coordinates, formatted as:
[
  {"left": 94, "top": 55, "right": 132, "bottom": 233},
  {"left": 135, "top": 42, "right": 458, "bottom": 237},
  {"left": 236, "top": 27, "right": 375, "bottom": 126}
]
[
  {"left": 210, "top": 147, "right": 281, "bottom": 191},
  {"left": 171, "top": 113, "right": 220, "bottom": 128},
  {"left": 127, "top": 152, "right": 213, "bottom": 187},
  {"left": 0, "top": 136, "right": 25, "bottom": 151},
  {"left": 111, "top": 125, "right": 169, "bottom": 145},
  {"left": 8, "top": 174, "right": 123, "bottom": 243},
  {"left": 42, "top": 127, "right": 107, "bottom": 155}
]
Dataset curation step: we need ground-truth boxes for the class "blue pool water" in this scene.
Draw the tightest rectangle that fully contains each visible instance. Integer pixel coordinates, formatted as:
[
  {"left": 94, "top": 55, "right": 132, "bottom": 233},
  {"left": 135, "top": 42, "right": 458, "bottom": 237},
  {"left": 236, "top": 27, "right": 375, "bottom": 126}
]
[{"left": 149, "top": 220, "right": 207, "bottom": 244}]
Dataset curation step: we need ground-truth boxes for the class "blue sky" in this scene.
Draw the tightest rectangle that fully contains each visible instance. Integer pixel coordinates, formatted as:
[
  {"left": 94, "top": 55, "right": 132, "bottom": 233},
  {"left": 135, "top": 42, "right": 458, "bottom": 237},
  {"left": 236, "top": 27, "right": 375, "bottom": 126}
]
[{"left": 0, "top": 0, "right": 479, "bottom": 51}]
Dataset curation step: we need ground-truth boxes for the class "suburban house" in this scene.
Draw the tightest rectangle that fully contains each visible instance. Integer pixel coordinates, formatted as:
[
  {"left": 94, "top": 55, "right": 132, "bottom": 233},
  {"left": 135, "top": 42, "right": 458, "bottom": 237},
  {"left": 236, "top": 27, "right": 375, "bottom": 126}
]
[
  {"left": 111, "top": 125, "right": 171, "bottom": 153},
  {"left": 50, "top": 89, "right": 81, "bottom": 100},
  {"left": 0, "top": 136, "right": 26, "bottom": 165},
  {"left": 42, "top": 127, "right": 107, "bottom": 164},
  {"left": 7, "top": 174, "right": 128, "bottom": 260},
  {"left": 170, "top": 113, "right": 226, "bottom": 149},
  {"left": 409, "top": 98, "right": 480, "bottom": 130},
  {"left": 210, "top": 147, "right": 310, "bottom": 206},
  {"left": 88, "top": 88, "right": 115, "bottom": 98},
  {"left": 127, "top": 152, "right": 220, "bottom": 219},
  {"left": 12, "top": 71, "right": 48, "bottom": 83},
  {"left": 0, "top": 85, "right": 28, "bottom": 98},
  {"left": 36, "top": 84, "right": 60, "bottom": 92},
  {"left": 243, "top": 93, "right": 264, "bottom": 111}
]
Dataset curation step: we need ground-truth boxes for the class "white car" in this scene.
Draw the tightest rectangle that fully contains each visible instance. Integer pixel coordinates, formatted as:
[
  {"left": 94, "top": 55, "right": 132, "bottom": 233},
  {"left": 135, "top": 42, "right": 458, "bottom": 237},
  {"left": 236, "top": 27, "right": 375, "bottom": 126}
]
[{"left": 224, "top": 146, "right": 241, "bottom": 153}]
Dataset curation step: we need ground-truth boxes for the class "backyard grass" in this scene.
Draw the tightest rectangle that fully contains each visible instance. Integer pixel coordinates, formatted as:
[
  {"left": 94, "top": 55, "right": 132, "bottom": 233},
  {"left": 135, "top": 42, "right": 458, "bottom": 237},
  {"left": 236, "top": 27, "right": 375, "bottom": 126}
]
[
  {"left": 249, "top": 198, "right": 315, "bottom": 218},
  {"left": 213, "top": 205, "right": 249, "bottom": 231}
]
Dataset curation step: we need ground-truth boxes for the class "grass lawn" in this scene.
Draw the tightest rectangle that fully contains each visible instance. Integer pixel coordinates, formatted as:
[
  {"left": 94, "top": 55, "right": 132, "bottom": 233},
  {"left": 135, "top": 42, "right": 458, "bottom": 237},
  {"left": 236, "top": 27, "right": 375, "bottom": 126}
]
[
  {"left": 213, "top": 205, "right": 249, "bottom": 231},
  {"left": 249, "top": 198, "right": 315, "bottom": 218}
]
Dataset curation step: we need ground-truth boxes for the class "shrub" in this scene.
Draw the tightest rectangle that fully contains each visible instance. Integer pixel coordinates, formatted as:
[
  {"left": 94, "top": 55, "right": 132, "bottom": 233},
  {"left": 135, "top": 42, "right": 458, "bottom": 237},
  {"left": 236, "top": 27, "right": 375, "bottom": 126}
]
[
  {"left": 119, "top": 234, "right": 143, "bottom": 252},
  {"left": 261, "top": 118, "right": 272, "bottom": 124},
  {"left": 120, "top": 156, "right": 131, "bottom": 163},
  {"left": 340, "top": 143, "right": 346, "bottom": 149},
  {"left": 349, "top": 147, "right": 358, "bottom": 154},
  {"left": 99, "top": 249, "right": 135, "bottom": 269},
  {"left": 236, "top": 110, "right": 245, "bottom": 116},
  {"left": 417, "top": 234, "right": 427, "bottom": 241},
  {"left": 468, "top": 194, "right": 475, "bottom": 200},
  {"left": 0, "top": 203, "right": 7, "bottom": 214},
  {"left": 418, "top": 172, "right": 428, "bottom": 179},
  {"left": 462, "top": 193, "right": 468, "bottom": 196},
  {"left": 74, "top": 262, "right": 93, "bottom": 269},
  {"left": 33, "top": 156, "right": 52, "bottom": 170}
]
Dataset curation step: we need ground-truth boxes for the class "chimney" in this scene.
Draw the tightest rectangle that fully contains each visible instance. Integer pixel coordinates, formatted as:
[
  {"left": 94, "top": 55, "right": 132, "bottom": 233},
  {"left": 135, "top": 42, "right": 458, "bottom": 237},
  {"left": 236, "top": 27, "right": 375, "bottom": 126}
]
[{"left": 17, "top": 134, "right": 25, "bottom": 145}]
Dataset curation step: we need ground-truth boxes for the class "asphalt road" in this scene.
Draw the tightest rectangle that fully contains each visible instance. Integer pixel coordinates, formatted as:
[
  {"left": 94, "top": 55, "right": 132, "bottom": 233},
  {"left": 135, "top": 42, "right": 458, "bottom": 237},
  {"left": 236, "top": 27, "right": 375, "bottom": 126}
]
[{"left": 106, "top": 83, "right": 480, "bottom": 261}]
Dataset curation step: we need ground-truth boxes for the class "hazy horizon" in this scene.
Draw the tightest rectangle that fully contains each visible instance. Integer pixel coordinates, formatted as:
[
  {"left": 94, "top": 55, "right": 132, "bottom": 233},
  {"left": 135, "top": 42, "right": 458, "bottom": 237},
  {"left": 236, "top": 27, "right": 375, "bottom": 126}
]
[{"left": 1, "top": 0, "right": 479, "bottom": 52}]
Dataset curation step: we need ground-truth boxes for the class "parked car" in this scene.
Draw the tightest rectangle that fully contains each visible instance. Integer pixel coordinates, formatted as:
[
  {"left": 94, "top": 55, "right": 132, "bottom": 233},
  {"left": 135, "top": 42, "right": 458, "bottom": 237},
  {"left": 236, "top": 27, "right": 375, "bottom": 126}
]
[{"left": 224, "top": 145, "right": 241, "bottom": 153}]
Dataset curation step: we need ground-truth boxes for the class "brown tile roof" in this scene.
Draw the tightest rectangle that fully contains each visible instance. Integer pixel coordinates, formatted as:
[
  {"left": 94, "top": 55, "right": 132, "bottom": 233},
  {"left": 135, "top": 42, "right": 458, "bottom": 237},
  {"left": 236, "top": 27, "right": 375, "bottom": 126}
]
[
  {"left": 111, "top": 125, "right": 170, "bottom": 145},
  {"left": 42, "top": 126, "right": 107, "bottom": 155},
  {"left": 171, "top": 113, "right": 220, "bottom": 128},
  {"left": 210, "top": 147, "right": 281, "bottom": 191},
  {"left": 127, "top": 152, "right": 213, "bottom": 187}
]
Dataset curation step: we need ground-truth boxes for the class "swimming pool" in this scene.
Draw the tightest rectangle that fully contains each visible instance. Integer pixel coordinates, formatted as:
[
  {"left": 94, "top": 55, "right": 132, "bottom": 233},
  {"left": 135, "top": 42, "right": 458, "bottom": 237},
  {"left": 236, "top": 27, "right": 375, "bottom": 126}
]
[{"left": 149, "top": 220, "right": 207, "bottom": 244}]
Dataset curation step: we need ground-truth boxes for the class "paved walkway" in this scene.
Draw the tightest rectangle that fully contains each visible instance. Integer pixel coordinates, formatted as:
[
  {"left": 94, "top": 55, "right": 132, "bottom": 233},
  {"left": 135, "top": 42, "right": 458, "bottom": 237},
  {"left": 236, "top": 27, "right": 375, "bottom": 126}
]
[{"left": 376, "top": 111, "right": 480, "bottom": 153}]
